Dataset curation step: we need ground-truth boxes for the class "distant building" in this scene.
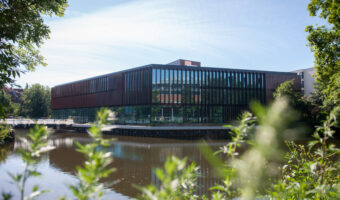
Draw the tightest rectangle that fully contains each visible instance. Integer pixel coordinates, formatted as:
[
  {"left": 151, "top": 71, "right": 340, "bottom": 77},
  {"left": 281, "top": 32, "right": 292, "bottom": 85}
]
[
  {"left": 293, "top": 67, "right": 316, "bottom": 98},
  {"left": 51, "top": 59, "right": 301, "bottom": 123},
  {"left": 167, "top": 59, "right": 201, "bottom": 67},
  {"left": 3, "top": 87, "right": 23, "bottom": 103}
]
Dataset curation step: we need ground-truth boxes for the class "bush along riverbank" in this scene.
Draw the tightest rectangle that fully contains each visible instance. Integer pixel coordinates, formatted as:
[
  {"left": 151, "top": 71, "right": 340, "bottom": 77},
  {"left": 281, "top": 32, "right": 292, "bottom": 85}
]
[{"left": 0, "top": 124, "right": 15, "bottom": 145}]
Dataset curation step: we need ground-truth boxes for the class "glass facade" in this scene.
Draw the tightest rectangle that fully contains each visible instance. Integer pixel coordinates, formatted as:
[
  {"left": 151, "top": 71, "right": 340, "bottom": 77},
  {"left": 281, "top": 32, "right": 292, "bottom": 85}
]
[
  {"left": 150, "top": 67, "right": 265, "bottom": 123},
  {"left": 52, "top": 107, "right": 99, "bottom": 123},
  {"left": 52, "top": 106, "right": 151, "bottom": 124}
]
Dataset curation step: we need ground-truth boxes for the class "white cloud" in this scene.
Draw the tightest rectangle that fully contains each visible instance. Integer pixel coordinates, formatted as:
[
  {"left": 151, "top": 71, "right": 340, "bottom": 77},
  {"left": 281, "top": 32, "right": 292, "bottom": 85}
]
[{"left": 15, "top": 0, "right": 315, "bottom": 87}]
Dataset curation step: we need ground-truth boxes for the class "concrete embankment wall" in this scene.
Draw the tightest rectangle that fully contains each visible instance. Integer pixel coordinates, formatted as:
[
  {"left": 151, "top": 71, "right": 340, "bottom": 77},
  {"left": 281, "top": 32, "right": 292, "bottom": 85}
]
[{"left": 9, "top": 123, "right": 232, "bottom": 140}]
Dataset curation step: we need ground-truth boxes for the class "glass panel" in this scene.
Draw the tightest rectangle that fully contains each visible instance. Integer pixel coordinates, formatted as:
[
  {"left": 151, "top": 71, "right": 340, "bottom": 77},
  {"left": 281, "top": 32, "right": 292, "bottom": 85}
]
[
  {"left": 161, "top": 69, "right": 165, "bottom": 103},
  {"left": 198, "top": 71, "right": 201, "bottom": 104},
  {"left": 124, "top": 74, "right": 127, "bottom": 99},
  {"left": 165, "top": 69, "right": 169, "bottom": 103},
  {"left": 223, "top": 72, "right": 226, "bottom": 87},
  {"left": 202, "top": 71, "right": 205, "bottom": 104},
  {"left": 156, "top": 69, "right": 160, "bottom": 103},
  {"left": 182, "top": 70, "right": 186, "bottom": 104},
  {"left": 195, "top": 71, "right": 198, "bottom": 105},
  {"left": 207, "top": 72, "right": 210, "bottom": 104},
  {"left": 247, "top": 73, "right": 250, "bottom": 88},
  {"left": 139, "top": 71, "right": 142, "bottom": 95},
  {"left": 152, "top": 69, "right": 157, "bottom": 103},
  {"left": 178, "top": 70, "right": 182, "bottom": 104},
  {"left": 224, "top": 89, "right": 227, "bottom": 105},
  {"left": 239, "top": 72, "right": 242, "bottom": 88},
  {"left": 220, "top": 71, "right": 223, "bottom": 88},
  {"left": 207, "top": 71, "right": 210, "bottom": 104},
  {"left": 173, "top": 69, "right": 177, "bottom": 104},
  {"left": 186, "top": 70, "right": 190, "bottom": 104},
  {"left": 156, "top": 69, "right": 160, "bottom": 84},
  {"left": 191, "top": 70, "right": 194, "bottom": 104},
  {"left": 169, "top": 69, "right": 172, "bottom": 104}
]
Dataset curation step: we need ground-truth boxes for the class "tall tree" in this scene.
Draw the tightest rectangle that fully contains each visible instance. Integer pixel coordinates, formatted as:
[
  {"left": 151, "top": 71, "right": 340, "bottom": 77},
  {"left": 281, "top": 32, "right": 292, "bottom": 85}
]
[
  {"left": 20, "top": 84, "right": 51, "bottom": 118},
  {"left": 0, "top": 0, "right": 67, "bottom": 86},
  {"left": 306, "top": 0, "right": 340, "bottom": 110}
]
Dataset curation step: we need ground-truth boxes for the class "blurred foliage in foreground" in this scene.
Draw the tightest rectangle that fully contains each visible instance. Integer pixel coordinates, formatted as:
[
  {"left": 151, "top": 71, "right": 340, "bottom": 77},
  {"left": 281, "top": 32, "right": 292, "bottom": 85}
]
[
  {"left": 1, "top": 109, "right": 115, "bottom": 200},
  {"left": 138, "top": 98, "right": 340, "bottom": 200},
  {"left": 67, "top": 108, "right": 116, "bottom": 200},
  {"left": 0, "top": 124, "right": 13, "bottom": 144}
]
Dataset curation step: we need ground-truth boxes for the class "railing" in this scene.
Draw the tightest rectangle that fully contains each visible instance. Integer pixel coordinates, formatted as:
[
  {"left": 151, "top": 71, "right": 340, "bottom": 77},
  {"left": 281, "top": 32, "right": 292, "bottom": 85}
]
[{"left": 1, "top": 118, "right": 75, "bottom": 126}]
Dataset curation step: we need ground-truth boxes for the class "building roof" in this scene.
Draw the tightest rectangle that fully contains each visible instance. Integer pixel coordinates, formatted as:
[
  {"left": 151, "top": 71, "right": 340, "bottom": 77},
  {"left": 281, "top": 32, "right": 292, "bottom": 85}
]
[{"left": 54, "top": 62, "right": 298, "bottom": 88}]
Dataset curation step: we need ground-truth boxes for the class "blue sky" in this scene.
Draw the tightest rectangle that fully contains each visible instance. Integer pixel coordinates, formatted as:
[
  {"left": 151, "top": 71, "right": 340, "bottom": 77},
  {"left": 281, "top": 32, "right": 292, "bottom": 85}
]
[{"left": 16, "top": 0, "right": 322, "bottom": 87}]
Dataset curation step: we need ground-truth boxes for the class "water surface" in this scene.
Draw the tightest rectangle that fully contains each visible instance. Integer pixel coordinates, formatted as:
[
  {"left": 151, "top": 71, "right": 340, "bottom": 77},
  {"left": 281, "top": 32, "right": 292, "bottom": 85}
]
[{"left": 0, "top": 129, "right": 227, "bottom": 199}]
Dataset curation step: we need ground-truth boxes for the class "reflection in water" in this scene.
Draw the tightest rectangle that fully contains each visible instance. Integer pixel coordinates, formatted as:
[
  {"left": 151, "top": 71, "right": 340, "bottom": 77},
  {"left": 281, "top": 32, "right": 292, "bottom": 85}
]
[
  {"left": 0, "top": 142, "right": 14, "bottom": 163},
  {"left": 0, "top": 129, "right": 228, "bottom": 199}
]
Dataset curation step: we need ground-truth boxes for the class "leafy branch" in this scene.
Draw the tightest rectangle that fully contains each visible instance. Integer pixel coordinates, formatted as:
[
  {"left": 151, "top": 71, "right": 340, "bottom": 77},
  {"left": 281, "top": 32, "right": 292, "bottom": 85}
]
[
  {"left": 7, "top": 126, "right": 55, "bottom": 200},
  {"left": 67, "top": 108, "right": 116, "bottom": 200}
]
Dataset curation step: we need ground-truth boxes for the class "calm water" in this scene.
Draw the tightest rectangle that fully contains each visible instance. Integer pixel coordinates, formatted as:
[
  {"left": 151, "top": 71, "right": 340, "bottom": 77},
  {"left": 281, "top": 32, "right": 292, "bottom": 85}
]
[{"left": 0, "top": 129, "right": 228, "bottom": 199}]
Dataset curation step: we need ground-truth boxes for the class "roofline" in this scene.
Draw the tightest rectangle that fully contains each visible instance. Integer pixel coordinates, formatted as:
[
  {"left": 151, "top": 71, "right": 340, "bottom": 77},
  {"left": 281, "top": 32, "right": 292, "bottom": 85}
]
[
  {"left": 53, "top": 64, "right": 298, "bottom": 88},
  {"left": 150, "top": 64, "right": 298, "bottom": 75},
  {"left": 53, "top": 64, "right": 153, "bottom": 88},
  {"left": 291, "top": 67, "right": 316, "bottom": 72}
]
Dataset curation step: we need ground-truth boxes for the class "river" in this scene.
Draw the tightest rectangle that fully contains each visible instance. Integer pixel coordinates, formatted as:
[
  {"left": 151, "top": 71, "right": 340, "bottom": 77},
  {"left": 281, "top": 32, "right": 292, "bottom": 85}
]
[{"left": 0, "top": 129, "right": 229, "bottom": 199}]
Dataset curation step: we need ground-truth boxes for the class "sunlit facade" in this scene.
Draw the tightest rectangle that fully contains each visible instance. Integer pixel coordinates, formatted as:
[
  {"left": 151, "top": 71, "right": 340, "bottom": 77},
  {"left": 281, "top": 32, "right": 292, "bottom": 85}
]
[{"left": 51, "top": 60, "right": 300, "bottom": 124}]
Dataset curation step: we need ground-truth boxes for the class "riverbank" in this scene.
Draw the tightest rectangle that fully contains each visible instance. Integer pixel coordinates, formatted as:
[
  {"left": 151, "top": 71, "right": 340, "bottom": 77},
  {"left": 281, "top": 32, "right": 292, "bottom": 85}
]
[
  {"left": 3, "top": 119, "right": 233, "bottom": 139},
  {"left": 0, "top": 129, "right": 15, "bottom": 145}
]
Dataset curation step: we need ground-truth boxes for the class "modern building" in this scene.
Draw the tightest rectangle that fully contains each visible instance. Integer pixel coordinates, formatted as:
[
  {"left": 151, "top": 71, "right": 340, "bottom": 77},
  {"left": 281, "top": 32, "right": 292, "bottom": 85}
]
[
  {"left": 293, "top": 67, "right": 316, "bottom": 98},
  {"left": 51, "top": 60, "right": 301, "bottom": 124}
]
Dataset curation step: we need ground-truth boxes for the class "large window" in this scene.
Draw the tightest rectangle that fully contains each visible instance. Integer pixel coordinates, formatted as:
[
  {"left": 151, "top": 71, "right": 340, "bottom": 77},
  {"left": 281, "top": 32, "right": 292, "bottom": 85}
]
[
  {"left": 178, "top": 70, "right": 182, "bottom": 104},
  {"left": 149, "top": 67, "right": 268, "bottom": 122},
  {"left": 160, "top": 69, "right": 165, "bottom": 103}
]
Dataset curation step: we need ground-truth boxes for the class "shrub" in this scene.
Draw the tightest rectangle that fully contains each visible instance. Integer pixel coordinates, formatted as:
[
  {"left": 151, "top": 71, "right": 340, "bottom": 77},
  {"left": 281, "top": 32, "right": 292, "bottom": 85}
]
[{"left": 0, "top": 124, "right": 13, "bottom": 145}]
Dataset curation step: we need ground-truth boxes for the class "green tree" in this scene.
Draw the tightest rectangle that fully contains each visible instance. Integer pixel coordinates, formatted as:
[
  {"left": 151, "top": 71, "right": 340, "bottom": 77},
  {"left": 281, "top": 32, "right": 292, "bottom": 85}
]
[
  {"left": 273, "top": 80, "right": 321, "bottom": 129},
  {"left": 0, "top": 89, "right": 13, "bottom": 118},
  {"left": 20, "top": 84, "right": 51, "bottom": 118},
  {"left": 306, "top": 0, "right": 340, "bottom": 110},
  {"left": 0, "top": 0, "right": 68, "bottom": 87},
  {"left": 273, "top": 79, "right": 302, "bottom": 105}
]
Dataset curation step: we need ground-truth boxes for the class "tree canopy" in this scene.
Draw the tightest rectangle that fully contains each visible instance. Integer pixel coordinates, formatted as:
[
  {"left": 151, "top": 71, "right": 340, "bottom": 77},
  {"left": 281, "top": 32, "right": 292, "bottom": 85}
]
[
  {"left": 0, "top": 89, "right": 13, "bottom": 118},
  {"left": 306, "top": 0, "right": 340, "bottom": 110},
  {"left": 273, "top": 79, "right": 302, "bottom": 105},
  {"left": 273, "top": 80, "right": 321, "bottom": 129},
  {"left": 20, "top": 84, "right": 51, "bottom": 118},
  {"left": 0, "top": 0, "right": 67, "bottom": 87}
]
